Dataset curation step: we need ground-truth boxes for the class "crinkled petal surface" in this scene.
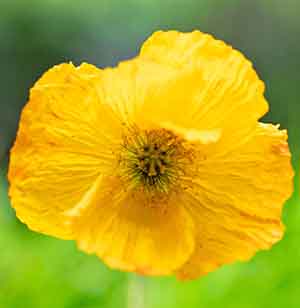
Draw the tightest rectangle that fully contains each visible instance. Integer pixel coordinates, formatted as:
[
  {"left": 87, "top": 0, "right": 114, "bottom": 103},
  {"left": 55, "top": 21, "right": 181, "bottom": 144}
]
[
  {"left": 8, "top": 63, "right": 123, "bottom": 239},
  {"left": 176, "top": 123, "right": 294, "bottom": 279},
  {"left": 139, "top": 31, "right": 268, "bottom": 138},
  {"left": 71, "top": 176, "right": 195, "bottom": 276}
]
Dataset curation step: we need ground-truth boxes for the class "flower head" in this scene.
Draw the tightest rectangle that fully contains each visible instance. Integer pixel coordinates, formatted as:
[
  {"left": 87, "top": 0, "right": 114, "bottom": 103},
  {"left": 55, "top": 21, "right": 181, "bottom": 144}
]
[{"left": 8, "top": 31, "right": 294, "bottom": 279}]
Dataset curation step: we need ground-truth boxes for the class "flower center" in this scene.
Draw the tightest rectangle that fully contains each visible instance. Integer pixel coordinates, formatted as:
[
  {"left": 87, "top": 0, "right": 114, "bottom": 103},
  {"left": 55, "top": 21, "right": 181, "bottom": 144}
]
[
  {"left": 119, "top": 127, "right": 193, "bottom": 193},
  {"left": 135, "top": 142, "right": 172, "bottom": 185}
]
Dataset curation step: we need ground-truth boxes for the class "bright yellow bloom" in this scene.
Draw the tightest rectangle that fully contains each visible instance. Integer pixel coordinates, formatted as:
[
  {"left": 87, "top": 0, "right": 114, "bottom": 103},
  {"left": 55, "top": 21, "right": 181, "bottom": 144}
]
[{"left": 8, "top": 31, "right": 294, "bottom": 279}]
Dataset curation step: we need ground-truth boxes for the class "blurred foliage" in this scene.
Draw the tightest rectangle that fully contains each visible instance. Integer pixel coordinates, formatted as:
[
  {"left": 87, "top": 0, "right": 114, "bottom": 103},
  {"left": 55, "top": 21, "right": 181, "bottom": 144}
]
[{"left": 0, "top": 0, "right": 300, "bottom": 307}]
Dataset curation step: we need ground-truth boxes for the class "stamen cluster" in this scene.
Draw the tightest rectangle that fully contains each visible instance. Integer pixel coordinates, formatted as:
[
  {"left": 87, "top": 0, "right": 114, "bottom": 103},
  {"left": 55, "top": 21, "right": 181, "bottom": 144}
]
[{"left": 120, "top": 128, "right": 187, "bottom": 192}]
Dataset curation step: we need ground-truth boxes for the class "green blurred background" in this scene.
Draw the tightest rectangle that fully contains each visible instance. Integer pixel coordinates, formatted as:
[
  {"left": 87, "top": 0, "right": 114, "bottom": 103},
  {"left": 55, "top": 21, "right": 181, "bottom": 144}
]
[{"left": 0, "top": 1, "right": 299, "bottom": 307}]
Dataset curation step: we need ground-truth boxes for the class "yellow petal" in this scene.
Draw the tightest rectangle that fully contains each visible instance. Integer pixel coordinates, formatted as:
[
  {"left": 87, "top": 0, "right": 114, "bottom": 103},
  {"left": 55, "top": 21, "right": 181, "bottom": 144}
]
[
  {"left": 97, "top": 59, "right": 193, "bottom": 129},
  {"left": 176, "top": 123, "right": 294, "bottom": 280},
  {"left": 99, "top": 30, "right": 267, "bottom": 137},
  {"left": 72, "top": 176, "right": 195, "bottom": 275},
  {"left": 8, "top": 63, "right": 122, "bottom": 239},
  {"left": 138, "top": 31, "right": 268, "bottom": 140}
]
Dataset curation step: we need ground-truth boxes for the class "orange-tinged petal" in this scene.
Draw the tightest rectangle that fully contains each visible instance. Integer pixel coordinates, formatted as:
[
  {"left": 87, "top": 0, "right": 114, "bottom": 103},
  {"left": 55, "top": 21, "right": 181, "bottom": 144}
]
[
  {"left": 176, "top": 123, "right": 294, "bottom": 280},
  {"left": 8, "top": 63, "right": 123, "bottom": 239},
  {"left": 72, "top": 176, "right": 195, "bottom": 275}
]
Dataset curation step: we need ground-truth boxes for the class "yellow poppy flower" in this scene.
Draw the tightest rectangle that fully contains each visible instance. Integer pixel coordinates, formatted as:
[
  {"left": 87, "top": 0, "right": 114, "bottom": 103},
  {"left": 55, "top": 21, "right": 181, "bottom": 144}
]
[{"left": 8, "top": 31, "right": 294, "bottom": 279}]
